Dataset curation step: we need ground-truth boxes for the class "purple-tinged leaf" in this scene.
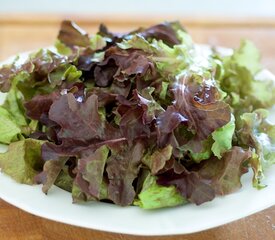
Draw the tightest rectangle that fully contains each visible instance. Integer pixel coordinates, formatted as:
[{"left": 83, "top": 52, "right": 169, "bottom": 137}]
[{"left": 106, "top": 141, "right": 145, "bottom": 206}]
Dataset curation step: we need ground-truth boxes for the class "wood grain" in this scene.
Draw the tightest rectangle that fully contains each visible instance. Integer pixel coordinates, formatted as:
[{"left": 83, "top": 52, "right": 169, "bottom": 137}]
[
  {"left": 0, "top": 15, "right": 275, "bottom": 240},
  {"left": 0, "top": 200, "right": 274, "bottom": 240}
]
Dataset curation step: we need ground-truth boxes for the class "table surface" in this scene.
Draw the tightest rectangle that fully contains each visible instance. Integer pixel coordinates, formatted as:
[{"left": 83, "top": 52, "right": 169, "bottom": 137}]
[{"left": 0, "top": 15, "right": 275, "bottom": 240}]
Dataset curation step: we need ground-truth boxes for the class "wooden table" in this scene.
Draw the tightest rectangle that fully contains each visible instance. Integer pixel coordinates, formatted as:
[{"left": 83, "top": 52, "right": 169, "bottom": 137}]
[{"left": 0, "top": 15, "right": 274, "bottom": 240}]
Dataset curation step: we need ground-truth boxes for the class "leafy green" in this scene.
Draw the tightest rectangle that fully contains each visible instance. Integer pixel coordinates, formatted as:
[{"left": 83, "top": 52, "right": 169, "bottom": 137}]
[
  {"left": 48, "top": 64, "right": 82, "bottom": 87},
  {"left": 218, "top": 40, "right": 275, "bottom": 112},
  {"left": 117, "top": 33, "right": 189, "bottom": 75},
  {"left": 199, "top": 147, "right": 252, "bottom": 195},
  {"left": 37, "top": 157, "right": 69, "bottom": 194},
  {"left": 106, "top": 142, "right": 145, "bottom": 206},
  {"left": 90, "top": 34, "right": 107, "bottom": 50},
  {"left": 238, "top": 109, "right": 275, "bottom": 187},
  {"left": 2, "top": 88, "right": 27, "bottom": 127},
  {"left": 230, "top": 40, "right": 261, "bottom": 75},
  {"left": 180, "top": 138, "right": 212, "bottom": 163},
  {"left": 134, "top": 174, "right": 187, "bottom": 209},
  {"left": 55, "top": 40, "right": 73, "bottom": 56},
  {"left": 72, "top": 179, "right": 108, "bottom": 203},
  {"left": 0, "top": 107, "right": 22, "bottom": 144},
  {"left": 54, "top": 167, "right": 73, "bottom": 192},
  {"left": 211, "top": 115, "right": 235, "bottom": 159},
  {"left": 0, "top": 139, "right": 44, "bottom": 184},
  {"left": 142, "top": 145, "right": 173, "bottom": 174},
  {"left": 58, "top": 20, "right": 90, "bottom": 47},
  {"left": 0, "top": 20, "right": 274, "bottom": 209},
  {"left": 76, "top": 145, "right": 109, "bottom": 199}
]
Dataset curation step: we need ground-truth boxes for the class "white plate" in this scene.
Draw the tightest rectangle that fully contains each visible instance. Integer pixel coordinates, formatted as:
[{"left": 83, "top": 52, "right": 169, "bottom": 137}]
[{"left": 0, "top": 47, "right": 275, "bottom": 236}]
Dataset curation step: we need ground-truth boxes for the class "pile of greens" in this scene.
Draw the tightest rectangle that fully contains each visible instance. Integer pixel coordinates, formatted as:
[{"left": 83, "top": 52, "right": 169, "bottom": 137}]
[{"left": 0, "top": 21, "right": 274, "bottom": 209}]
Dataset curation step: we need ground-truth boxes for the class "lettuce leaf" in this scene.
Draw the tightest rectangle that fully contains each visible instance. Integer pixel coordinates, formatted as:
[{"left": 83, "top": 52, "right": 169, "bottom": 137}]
[
  {"left": 58, "top": 20, "right": 90, "bottom": 47},
  {"left": 48, "top": 63, "right": 82, "bottom": 88},
  {"left": 157, "top": 167, "right": 215, "bottom": 205},
  {"left": 75, "top": 145, "right": 109, "bottom": 199},
  {"left": 211, "top": 115, "right": 235, "bottom": 159},
  {"left": 230, "top": 40, "right": 261, "bottom": 75},
  {"left": 173, "top": 73, "right": 231, "bottom": 140},
  {"left": 0, "top": 139, "right": 44, "bottom": 184},
  {"left": 142, "top": 145, "right": 173, "bottom": 175},
  {"left": 134, "top": 174, "right": 187, "bottom": 209},
  {"left": 199, "top": 147, "right": 252, "bottom": 195},
  {"left": 35, "top": 157, "right": 69, "bottom": 193},
  {"left": 2, "top": 88, "right": 27, "bottom": 127},
  {"left": 106, "top": 142, "right": 145, "bottom": 206},
  {"left": 238, "top": 109, "right": 275, "bottom": 187},
  {"left": 218, "top": 40, "right": 275, "bottom": 113},
  {"left": 0, "top": 107, "right": 22, "bottom": 144},
  {"left": 54, "top": 167, "right": 73, "bottom": 192}
]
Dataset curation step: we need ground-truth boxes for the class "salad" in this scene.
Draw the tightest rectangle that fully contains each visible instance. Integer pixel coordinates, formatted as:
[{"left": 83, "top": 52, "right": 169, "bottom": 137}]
[{"left": 0, "top": 21, "right": 274, "bottom": 209}]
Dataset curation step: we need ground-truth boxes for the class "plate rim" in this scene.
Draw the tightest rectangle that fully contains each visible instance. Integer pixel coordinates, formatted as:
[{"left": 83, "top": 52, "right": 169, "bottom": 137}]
[{"left": 0, "top": 166, "right": 274, "bottom": 236}]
